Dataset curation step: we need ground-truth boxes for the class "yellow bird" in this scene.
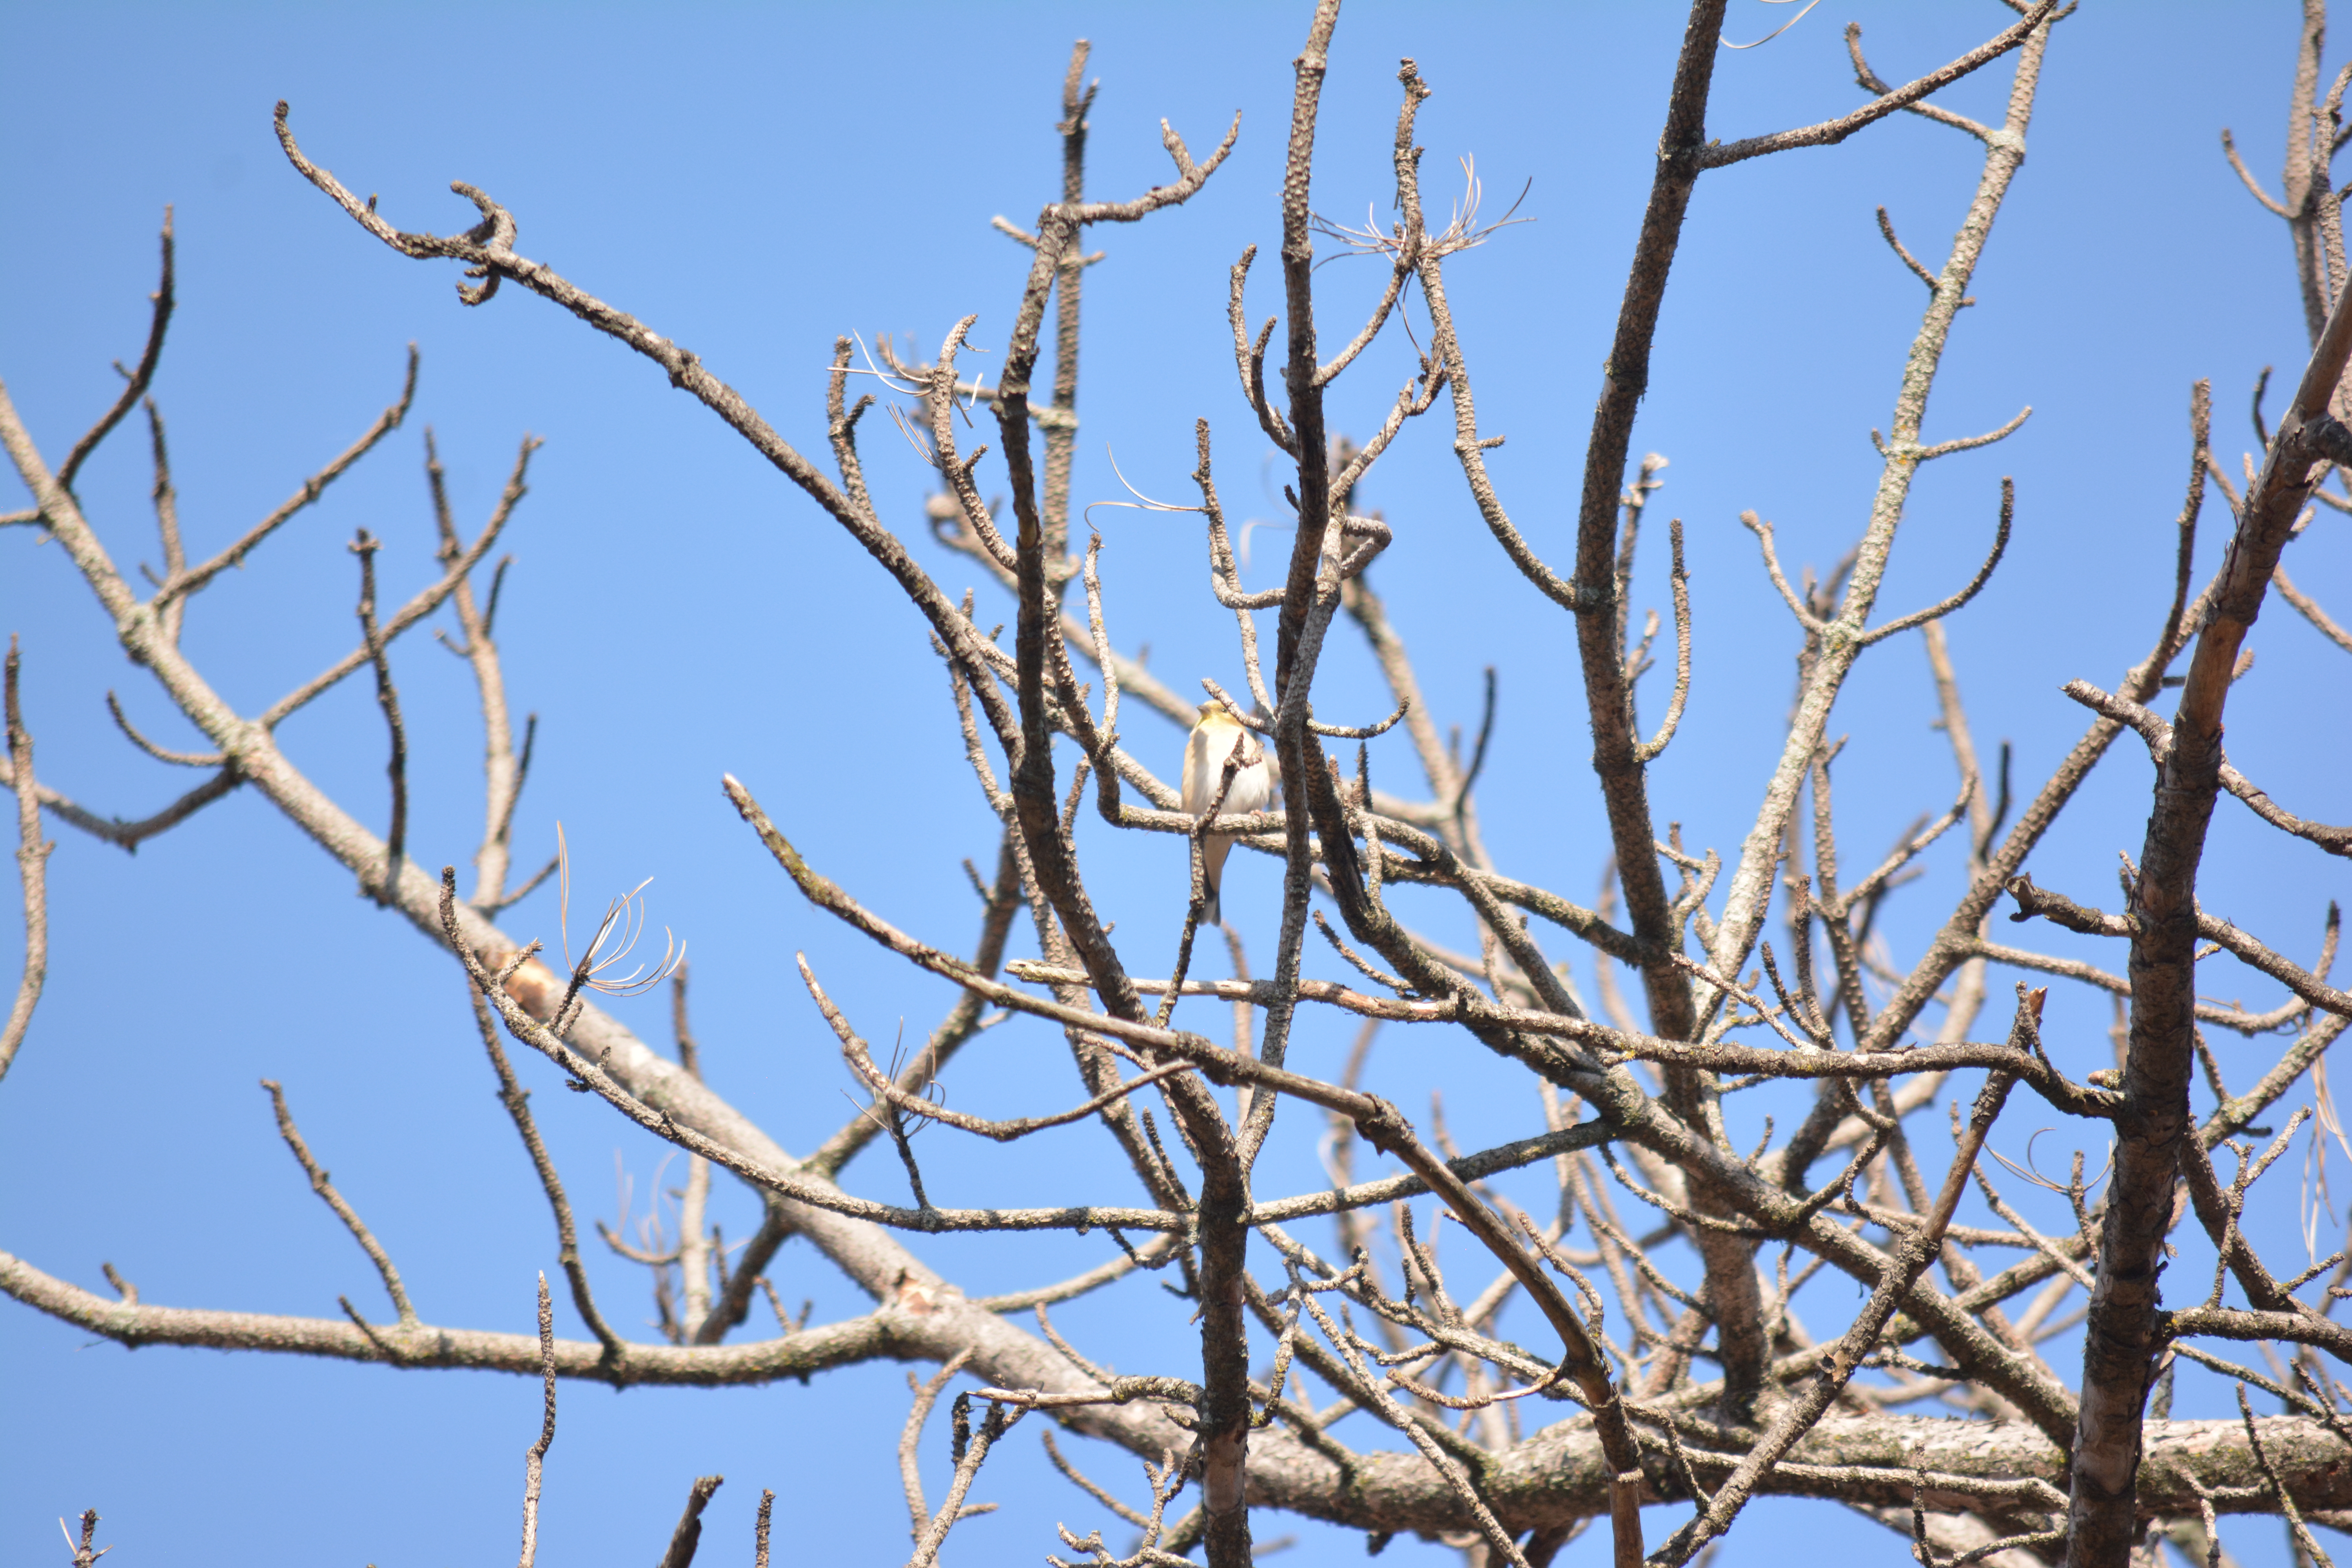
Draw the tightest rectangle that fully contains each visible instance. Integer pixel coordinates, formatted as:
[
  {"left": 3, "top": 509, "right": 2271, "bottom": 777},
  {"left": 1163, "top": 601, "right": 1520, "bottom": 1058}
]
[{"left": 1180, "top": 701, "right": 1278, "bottom": 924}]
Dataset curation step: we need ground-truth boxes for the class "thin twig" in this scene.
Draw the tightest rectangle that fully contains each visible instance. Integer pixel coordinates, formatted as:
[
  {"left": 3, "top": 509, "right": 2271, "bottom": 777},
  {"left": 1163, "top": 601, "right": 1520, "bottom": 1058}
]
[
  {"left": 349, "top": 530, "right": 407, "bottom": 904},
  {"left": 260, "top": 1077, "right": 417, "bottom": 1329},
  {"left": 518, "top": 1272, "right": 556, "bottom": 1568}
]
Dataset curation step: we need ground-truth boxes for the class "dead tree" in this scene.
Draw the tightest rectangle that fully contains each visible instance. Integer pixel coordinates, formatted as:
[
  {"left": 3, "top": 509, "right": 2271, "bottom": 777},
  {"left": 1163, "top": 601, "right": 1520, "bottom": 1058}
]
[{"left": 5, "top": 4, "right": 2352, "bottom": 1566}]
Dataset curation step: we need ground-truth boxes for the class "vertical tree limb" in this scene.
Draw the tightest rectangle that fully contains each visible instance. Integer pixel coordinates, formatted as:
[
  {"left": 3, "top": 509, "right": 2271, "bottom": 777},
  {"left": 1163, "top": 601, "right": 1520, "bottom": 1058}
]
[
  {"left": 2063, "top": 222, "right": 2352, "bottom": 1568},
  {"left": 0, "top": 638, "right": 49, "bottom": 1085}
]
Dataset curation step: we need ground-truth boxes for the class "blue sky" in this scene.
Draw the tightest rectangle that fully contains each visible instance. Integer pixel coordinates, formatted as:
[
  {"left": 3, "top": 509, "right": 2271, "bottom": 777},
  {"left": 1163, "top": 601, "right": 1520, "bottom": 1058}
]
[{"left": 4, "top": 3, "right": 2349, "bottom": 1565}]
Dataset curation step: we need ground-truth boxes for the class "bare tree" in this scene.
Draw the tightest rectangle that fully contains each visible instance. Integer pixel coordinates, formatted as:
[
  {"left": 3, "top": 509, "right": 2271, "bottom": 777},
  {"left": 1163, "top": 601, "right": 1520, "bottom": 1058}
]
[{"left": 5, "top": 4, "right": 2352, "bottom": 1566}]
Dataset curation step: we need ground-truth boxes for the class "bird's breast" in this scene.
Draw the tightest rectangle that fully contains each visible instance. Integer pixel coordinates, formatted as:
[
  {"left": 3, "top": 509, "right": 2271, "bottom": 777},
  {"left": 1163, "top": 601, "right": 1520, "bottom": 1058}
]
[{"left": 1221, "top": 760, "right": 1274, "bottom": 817}]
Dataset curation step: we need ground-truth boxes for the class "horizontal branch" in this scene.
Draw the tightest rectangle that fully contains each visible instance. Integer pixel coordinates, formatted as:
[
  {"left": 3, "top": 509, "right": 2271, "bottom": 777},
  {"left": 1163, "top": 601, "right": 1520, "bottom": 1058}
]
[
  {"left": 2169, "top": 1305, "right": 2352, "bottom": 1363},
  {"left": 0, "top": 1245, "right": 886, "bottom": 1386},
  {"left": 1699, "top": 2, "right": 2058, "bottom": 169},
  {"left": 2064, "top": 677, "right": 2352, "bottom": 858},
  {"left": 2007, "top": 862, "right": 2350, "bottom": 1020},
  {"left": 1967, "top": 937, "right": 2308, "bottom": 1036},
  {"left": 456, "top": 890, "right": 1201, "bottom": 1236},
  {"left": 996, "top": 967, "right": 2104, "bottom": 1110},
  {"left": 0, "top": 761, "right": 241, "bottom": 854},
  {"left": 15, "top": 1214, "right": 2338, "bottom": 1534},
  {"left": 1249, "top": 1122, "right": 1619, "bottom": 1224}
]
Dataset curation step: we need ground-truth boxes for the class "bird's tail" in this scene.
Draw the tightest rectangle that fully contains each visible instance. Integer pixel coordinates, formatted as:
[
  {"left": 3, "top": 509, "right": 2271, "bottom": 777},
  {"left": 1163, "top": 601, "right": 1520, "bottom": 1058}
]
[{"left": 1200, "top": 835, "right": 1231, "bottom": 927}]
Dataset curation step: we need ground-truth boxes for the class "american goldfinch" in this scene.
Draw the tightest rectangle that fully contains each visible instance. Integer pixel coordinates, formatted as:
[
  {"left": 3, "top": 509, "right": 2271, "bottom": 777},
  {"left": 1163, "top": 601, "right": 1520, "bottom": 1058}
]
[{"left": 1181, "top": 701, "right": 1277, "bottom": 924}]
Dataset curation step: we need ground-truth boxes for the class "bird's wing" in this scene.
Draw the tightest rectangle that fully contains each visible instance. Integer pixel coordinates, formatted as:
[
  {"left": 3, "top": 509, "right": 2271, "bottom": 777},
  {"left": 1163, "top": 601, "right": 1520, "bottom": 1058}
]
[{"left": 1180, "top": 725, "right": 1212, "bottom": 814}]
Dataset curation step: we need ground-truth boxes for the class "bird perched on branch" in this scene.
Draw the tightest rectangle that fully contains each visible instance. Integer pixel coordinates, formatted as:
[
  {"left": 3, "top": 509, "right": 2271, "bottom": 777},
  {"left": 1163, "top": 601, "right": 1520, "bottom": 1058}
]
[{"left": 1181, "top": 700, "right": 1278, "bottom": 925}]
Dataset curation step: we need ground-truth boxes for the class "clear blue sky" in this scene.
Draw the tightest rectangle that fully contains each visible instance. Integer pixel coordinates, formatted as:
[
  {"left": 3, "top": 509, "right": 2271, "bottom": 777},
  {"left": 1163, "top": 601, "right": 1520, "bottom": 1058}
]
[{"left": 4, "top": 3, "right": 2347, "bottom": 1564}]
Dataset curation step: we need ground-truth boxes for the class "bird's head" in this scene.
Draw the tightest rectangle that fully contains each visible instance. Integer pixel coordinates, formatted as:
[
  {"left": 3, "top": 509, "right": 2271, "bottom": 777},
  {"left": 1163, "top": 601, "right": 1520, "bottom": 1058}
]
[{"left": 1194, "top": 701, "right": 1243, "bottom": 731}]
